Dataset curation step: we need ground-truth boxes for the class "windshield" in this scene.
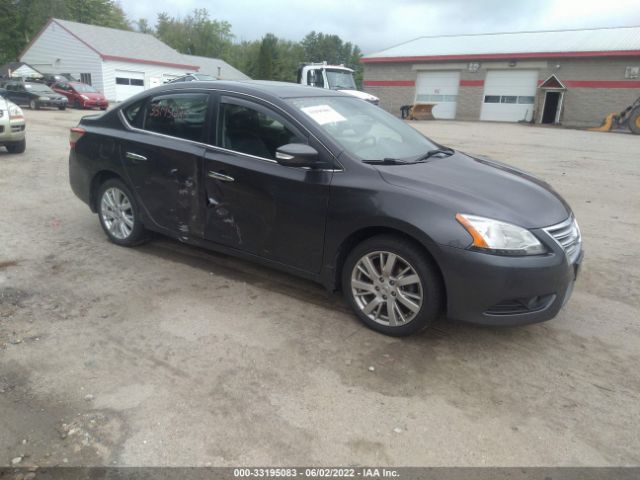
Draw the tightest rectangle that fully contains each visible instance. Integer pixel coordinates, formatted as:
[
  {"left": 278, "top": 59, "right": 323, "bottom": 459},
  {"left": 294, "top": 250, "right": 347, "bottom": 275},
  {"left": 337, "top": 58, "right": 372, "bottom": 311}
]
[
  {"left": 25, "top": 83, "right": 54, "bottom": 93},
  {"left": 73, "top": 83, "right": 97, "bottom": 93},
  {"left": 288, "top": 96, "right": 439, "bottom": 161},
  {"left": 325, "top": 69, "right": 357, "bottom": 90}
]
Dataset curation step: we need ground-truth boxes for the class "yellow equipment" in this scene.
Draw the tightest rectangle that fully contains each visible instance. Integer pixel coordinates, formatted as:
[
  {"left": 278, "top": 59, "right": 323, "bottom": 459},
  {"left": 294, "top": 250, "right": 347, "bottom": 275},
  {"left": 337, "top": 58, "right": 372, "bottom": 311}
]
[{"left": 589, "top": 96, "right": 640, "bottom": 134}]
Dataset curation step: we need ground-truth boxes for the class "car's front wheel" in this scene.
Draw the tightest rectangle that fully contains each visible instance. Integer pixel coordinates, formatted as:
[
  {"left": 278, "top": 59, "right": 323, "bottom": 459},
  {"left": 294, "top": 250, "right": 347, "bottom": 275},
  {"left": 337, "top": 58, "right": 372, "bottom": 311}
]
[
  {"left": 29, "top": 99, "right": 39, "bottom": 110},
  {"left": 342, "top": 235, "right": 443, "bottom": 336},
  {"left": 97, "top": 179, "right": 148, "bottom": 246}
]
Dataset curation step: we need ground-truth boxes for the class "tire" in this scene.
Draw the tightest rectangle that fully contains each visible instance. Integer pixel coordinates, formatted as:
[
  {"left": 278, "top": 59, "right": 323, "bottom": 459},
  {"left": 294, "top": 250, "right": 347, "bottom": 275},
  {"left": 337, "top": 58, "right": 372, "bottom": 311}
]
[
  {"left": 74, "top": 100, "right": 83, "bottom": 109},
  {"left": 5, "top": 139, "right": 26, "bottom": 154},
  {"left": 97, "top": 178, "right": 148, "bottom": 246},
  {"left": 100, "top": 107, "right": 107, "bottom": 111},
  {"left": 629, "top": 108, "right": 640, "bottom": 135},
  {"left": 342, "top": 234, "right": 443, "bottom": 337},
  {"left": 58, "top": 106, "right": 66, "bottom": 110},
  {"left": 29, "top": 99, "right": 39, "bottom": 110}
]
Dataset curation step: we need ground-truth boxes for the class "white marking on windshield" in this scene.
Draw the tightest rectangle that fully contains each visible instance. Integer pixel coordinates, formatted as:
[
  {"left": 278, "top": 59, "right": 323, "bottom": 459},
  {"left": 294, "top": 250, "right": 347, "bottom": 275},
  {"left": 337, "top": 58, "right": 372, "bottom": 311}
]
[{"left": 301, "top": 104, "right": 346, "bottom": 125}]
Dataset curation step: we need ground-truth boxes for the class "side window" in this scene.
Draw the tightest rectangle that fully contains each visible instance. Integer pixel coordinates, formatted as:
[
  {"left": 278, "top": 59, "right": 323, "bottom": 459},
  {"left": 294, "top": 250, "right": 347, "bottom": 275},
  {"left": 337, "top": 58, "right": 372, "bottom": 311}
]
[
  {"left": 143, "top": 93, "right": 208, "bottom": 142},
  {"left": 123, "top": 99, "right": 145, "bottom": 127},
  {"left": 219, "top": 102, "right": 306, "bottom": 160},
  {"left": 307, "top": 70, "right": 324, "bottom": 88}
]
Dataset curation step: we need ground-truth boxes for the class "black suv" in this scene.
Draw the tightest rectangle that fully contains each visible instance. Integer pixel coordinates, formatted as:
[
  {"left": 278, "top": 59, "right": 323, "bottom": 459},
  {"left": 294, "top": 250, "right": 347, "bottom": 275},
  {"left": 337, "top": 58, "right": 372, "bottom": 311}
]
[{"left": 69, "top": 81, "right": 583, "bottom": 336}]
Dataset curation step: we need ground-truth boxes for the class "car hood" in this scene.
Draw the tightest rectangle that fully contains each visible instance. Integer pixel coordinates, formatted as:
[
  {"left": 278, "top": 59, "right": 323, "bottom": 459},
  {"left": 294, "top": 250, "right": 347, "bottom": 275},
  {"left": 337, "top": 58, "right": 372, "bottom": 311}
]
[
  {"left": 376, "top": 151, "right": 571, "bottom": 228},
  {"left": 337, "top": 89, "right": 379, "bottom": 102}
]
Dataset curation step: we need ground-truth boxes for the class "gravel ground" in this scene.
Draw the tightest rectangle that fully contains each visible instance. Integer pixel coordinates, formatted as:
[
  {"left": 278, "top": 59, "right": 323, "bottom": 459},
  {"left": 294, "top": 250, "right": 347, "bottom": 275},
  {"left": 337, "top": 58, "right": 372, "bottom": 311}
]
[{"left": 0, "top": 108, "right": 639, "bottom": 467}]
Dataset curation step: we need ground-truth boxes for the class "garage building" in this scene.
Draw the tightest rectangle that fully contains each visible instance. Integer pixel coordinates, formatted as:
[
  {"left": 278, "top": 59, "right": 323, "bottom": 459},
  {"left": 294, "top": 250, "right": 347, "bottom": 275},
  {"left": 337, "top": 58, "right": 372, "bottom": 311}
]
[
  {"left": 362, "top": 26, "right": 640, "bottom": 126},
  {"left": 19, "top": 19, "right": 249, "bottom": 102}
]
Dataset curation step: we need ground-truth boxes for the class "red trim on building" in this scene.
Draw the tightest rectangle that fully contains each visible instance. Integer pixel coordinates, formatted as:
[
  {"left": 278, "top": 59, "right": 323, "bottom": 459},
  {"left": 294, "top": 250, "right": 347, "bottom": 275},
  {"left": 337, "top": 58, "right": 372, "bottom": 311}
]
[
  {"left": 563, "top": 80, "right": 640, "bottom": 88},
  {"left": 459, "top": 79, "right": 484, "bottom": 86},
  {"left": 102, "top": 55, "right": 198, "bottom": 70},
  {"left": 364, "top": 78, "right": 640, "bottom": 89},
  {"left": 363, "top": 80, "right": 415, "bottom": 87},
  {"left": 361, "top": 50, "right": 640, "bottom": 63}
]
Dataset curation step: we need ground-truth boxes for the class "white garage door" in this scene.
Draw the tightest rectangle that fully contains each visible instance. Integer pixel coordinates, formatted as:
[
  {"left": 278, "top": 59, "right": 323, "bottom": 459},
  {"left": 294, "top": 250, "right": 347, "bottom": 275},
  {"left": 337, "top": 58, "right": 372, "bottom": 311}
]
[
  {"left": 415, "top": 71, "right": 460, "bottom": 119},
  {"left": 115, "top": 70, "right": 145, "bottom": 102},
  {"left": 480, "top": 70, "right": 538, "bottom": 122}
]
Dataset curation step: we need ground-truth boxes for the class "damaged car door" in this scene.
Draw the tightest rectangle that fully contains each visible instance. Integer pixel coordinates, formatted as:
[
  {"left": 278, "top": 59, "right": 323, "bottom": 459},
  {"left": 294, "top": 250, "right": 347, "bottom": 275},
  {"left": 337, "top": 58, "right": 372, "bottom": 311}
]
[
  {"left": 120, "top": 92, "right": 209, "bottom": 237},
  {"left": 202, "top": 95, "right": 333, "bottom": 273}
]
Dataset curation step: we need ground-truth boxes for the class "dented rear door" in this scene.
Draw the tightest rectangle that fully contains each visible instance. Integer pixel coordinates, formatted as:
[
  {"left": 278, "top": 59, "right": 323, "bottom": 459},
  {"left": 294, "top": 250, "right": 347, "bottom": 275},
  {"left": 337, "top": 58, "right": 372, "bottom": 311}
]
[{"left": 120, "top": 92, "right": 210, "bottom": 238}]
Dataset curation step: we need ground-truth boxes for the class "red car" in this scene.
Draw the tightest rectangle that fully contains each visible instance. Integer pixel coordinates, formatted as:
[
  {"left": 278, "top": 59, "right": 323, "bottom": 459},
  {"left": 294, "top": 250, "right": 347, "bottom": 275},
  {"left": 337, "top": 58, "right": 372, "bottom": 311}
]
[{"left": 52, "top": 82, "right": 109, "bottom": 110}]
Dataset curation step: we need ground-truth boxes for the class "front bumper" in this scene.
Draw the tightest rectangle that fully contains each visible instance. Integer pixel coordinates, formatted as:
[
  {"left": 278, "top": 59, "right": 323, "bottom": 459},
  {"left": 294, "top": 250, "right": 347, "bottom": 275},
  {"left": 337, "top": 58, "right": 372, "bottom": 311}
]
[
  {"left": 38, "top": 99, "right": 67, "bottom": 108},
  {"left": 436, "top": 241, "right": 583, "bottom": 326},
  {"left": 82, "top": 99, "right": 109, "bottom": 109},
  {"left": 0, "top": 121, "right": 26, "bottom": 143}
]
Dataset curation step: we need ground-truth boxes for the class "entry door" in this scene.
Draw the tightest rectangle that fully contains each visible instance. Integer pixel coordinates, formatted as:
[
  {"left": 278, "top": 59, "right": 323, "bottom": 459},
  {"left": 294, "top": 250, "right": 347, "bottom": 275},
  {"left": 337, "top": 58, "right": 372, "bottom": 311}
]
[
  {"left": 480, "top": 70, "right": 538, "bottom": 122},
  {"left": 415, "top": 71, "right": 460, "bottom": 119},
  {"left": 203, "top": 95, "right": 332, "bottom": 273},
  {"left": 120, "top": 92, "right": 209, "bottom": 236}
]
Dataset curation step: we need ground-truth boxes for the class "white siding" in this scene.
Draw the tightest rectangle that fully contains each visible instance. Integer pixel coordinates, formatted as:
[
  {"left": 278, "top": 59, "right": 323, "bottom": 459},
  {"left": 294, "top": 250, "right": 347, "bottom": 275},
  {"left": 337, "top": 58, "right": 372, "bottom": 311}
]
[
  {"left": 20, "top": 21, "right": 104, "bottom": 94},
  {"left": 101, "top": 60, "right": 191, "bottom": 102}
]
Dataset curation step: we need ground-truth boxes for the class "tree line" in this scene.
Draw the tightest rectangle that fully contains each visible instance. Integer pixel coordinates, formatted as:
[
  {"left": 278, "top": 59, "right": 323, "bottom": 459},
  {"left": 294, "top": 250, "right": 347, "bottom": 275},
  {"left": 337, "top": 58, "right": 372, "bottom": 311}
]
[{"left": 0, "top": 1, "right": 363, "bottom": 86}]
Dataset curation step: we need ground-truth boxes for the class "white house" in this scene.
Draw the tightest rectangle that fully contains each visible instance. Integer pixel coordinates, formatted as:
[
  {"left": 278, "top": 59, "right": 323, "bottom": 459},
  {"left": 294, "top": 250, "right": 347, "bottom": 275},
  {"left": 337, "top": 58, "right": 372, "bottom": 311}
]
[{"left": 20, "top": 18, "right": 231, "bottom": 102}]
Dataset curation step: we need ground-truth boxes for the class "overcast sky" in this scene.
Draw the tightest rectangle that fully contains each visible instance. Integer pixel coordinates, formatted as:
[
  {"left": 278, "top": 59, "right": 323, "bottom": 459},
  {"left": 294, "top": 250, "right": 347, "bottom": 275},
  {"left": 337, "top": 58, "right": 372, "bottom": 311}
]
[{"left": 119, "top": 0, "right": 640, "bottom": 54}]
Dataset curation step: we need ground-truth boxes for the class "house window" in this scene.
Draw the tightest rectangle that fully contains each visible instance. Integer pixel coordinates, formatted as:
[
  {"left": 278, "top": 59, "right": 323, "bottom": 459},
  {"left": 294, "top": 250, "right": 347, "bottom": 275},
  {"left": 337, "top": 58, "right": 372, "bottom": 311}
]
[
  {"left": 130, "top": 79, "right": 144, "bottom": 86},
  {"left": 116, "top": 77, "right": 129, "bottom": 85},
  {"left": 80, "top": 73, "right": 92, "bottom": 85}
]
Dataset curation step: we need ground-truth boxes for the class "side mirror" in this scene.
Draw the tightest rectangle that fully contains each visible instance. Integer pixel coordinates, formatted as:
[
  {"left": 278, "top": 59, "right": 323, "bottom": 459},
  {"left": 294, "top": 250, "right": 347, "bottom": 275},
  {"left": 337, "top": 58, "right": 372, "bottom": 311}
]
[{"left": 275, "top": 144, "right": 320, "bottom": 168}]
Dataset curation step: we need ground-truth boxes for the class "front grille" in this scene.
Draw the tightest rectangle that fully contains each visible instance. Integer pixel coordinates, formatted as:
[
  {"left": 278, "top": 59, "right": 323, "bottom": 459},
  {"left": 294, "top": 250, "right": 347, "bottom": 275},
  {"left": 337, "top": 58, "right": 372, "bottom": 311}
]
[{"left": 544, "top": 216, "right": 581, "bottom": 263}]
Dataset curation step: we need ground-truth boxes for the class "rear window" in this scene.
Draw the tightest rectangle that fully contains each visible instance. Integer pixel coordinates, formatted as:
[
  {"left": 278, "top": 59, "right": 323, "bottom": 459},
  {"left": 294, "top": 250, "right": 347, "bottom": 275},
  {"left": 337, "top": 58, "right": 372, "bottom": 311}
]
[
  {"left": 123, "top": 100, "right": 144, "bottom": 127},
  {"left": 143, "top": 93, "right": 209, "bottom": 142}
]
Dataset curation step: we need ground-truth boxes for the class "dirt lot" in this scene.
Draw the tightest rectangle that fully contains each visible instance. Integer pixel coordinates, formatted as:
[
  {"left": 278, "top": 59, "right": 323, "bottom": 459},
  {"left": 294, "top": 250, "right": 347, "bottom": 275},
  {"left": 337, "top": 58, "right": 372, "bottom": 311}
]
[{"left": 1, "top": 108, "right": 639, "bottom": 467}]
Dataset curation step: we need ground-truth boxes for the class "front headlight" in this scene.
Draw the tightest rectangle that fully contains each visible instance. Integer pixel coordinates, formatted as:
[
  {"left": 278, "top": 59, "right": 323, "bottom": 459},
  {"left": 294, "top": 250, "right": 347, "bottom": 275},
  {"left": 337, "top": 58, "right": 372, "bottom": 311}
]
[
  {"left": 39, "top": 96, "right": 49, "bottom": 100},
  {"left": 81, "top": 95, "right": 89, "bottom": 100},
  {"left": 456, "top": 213, "right": 546, "bottom": 256},
  {"left": 8, "top": 102, "right": 24, "bottom": 120}
]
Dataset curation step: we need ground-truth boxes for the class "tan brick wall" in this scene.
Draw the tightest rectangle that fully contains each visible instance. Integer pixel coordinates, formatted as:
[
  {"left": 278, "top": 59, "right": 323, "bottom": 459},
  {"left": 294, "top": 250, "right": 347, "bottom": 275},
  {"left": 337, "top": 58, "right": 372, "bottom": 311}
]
[{"left": 364, "top": 56, "right": 640, "bottom": 126}]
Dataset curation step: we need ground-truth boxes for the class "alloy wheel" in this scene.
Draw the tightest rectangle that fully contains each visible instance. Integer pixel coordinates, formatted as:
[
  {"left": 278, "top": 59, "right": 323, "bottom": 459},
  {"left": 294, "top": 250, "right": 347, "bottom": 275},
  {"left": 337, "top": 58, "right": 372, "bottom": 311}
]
[
  {"left": 100, "top": 187, "right": 134, "bottom": 240},
  {"left": 351, "top": 251, "right": 423, "bottom": 327}
]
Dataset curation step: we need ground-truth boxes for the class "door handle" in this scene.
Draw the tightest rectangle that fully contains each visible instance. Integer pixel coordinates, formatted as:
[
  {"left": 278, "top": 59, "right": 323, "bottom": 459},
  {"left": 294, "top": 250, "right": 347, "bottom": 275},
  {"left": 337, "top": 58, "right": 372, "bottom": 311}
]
[
  {"left": 126, "top": 152, "right": 147, "bottom": 162},
  {"left": 208, "top": 171, "right": 235, "bottom": 182}
]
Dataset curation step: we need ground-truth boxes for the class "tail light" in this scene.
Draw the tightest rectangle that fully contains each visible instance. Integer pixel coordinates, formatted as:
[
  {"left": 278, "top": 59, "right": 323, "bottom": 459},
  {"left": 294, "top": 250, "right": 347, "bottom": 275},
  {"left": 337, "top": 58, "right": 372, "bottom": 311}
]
[{"left": 69, "top": 127, "right": 85, "bottom": 149}]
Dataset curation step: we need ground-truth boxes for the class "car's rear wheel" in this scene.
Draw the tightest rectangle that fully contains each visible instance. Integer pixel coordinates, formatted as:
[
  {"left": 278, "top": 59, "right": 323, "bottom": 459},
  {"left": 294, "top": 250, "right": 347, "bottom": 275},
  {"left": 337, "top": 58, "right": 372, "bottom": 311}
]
[
  {"left": 342, "top": 235, "right": 443, "bottom": 336},
  {"left": 58, "top": 106, "right": 66, "bottom": 110},
  {"left": 5, "top": 139, "right": 26, "bottom": 154},
  {"left": 97, "top": 179, "right": 148, "bottom": 246},
  {"left": 29, "top": 99, "right": 39, "bottom": 110}
]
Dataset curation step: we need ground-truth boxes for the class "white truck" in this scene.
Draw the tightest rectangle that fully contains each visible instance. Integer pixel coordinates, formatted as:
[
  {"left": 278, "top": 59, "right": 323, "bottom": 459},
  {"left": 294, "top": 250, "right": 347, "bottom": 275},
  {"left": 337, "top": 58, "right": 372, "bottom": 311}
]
[{"left": 297, "top": 62, "right": 379, "bottom": 105}]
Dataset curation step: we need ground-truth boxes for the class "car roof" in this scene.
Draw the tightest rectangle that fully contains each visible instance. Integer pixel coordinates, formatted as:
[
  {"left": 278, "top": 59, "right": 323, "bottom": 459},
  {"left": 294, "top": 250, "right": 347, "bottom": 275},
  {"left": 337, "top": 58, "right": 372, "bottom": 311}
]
[{"left": 158, "top": 80, "right": 346, "bottom": 100}]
